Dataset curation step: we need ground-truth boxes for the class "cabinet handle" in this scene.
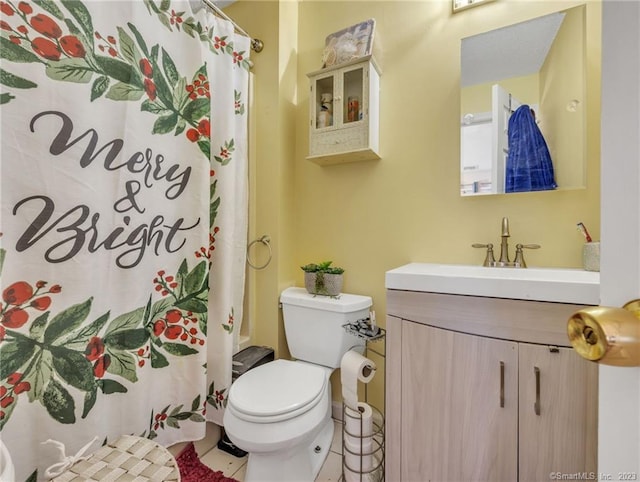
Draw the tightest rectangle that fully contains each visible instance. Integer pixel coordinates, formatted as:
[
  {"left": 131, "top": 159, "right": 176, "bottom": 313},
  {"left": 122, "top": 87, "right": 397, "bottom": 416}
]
[
  {"left": 499, "top": 361, "right": 505, "bottom": 408},
  {"left": 534, "top": 366, "right": 541, "bottom": 416}
]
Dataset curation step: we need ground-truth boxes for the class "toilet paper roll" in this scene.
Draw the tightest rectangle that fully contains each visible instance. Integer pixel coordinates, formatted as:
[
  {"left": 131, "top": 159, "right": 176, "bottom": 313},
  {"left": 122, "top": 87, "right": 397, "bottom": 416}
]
[
  {"left": 344, "top": 403, "right": 374, "bottom": 482},
  {"left": 567, "top": 302, "right": 640, "bottom": 366},
  {"left": 340, "top": 350, "right": 376, "bottom": 410}
]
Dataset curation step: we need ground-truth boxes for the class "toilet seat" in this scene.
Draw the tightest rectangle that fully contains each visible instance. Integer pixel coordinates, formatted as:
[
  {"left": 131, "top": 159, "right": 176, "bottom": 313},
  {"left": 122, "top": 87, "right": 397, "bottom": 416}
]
[{"left": 228, "top": 360, "right": 327, "bottom": 424}]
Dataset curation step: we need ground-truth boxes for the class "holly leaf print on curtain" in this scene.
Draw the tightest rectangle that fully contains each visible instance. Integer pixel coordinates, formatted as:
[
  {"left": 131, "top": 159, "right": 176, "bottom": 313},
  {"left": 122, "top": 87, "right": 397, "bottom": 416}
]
[
  {"left": 0, "top": 256, "right": 208, "bottom": 429},
  {"left": 0, "top": 2, "right": 216, "bottom": 157}
]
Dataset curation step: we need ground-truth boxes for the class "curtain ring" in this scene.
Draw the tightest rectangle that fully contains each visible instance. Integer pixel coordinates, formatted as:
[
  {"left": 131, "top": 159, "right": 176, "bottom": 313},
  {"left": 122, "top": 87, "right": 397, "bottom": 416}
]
[{"left": 246, "top": 235, "right": 272, "bottom": 270}]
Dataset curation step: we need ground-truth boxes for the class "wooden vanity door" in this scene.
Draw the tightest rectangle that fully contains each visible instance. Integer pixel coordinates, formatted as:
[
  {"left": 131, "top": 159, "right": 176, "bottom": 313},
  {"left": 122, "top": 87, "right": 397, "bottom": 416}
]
[
  {"left": 401, "top": 320, "right": 518, "bottom": 482},
  {"left": 518, "top": 343, "right": 598, "bottom": 481}
]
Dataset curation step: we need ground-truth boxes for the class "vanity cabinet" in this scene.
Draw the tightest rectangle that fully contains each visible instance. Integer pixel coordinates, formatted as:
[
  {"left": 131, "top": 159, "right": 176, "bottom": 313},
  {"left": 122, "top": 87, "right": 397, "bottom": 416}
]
[
  {"left": 386, "top": 291, "right": 598, "bottom": 482},
  {"left": 307, "top": 56, "right": 380, "bottom": 165}
]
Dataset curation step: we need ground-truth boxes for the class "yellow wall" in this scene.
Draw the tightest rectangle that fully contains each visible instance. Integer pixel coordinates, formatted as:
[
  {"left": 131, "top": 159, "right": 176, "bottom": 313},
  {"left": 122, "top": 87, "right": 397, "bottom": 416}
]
[
  {"left": 540, "top": 5, "right": 586, "bottom": 189},
  {"left": 461, "top": 73, "right": 540, "bottom": 114},
  {"left": 227, "top": 0, "right": 601, "bottom": 411}
]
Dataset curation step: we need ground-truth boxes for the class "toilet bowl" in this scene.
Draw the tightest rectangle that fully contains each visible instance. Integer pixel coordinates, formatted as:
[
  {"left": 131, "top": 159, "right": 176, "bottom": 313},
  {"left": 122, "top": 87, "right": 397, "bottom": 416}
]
[
  {"left": 223, "top": 287, "right": 372, "bottom": 482},
  {"left": 224, "top": 359, "right": 334, "bottom": 481}
]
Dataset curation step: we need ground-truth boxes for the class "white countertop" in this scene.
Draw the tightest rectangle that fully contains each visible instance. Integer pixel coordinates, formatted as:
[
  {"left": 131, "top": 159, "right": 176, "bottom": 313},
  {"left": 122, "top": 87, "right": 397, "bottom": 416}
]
[{"left": 385, "top": 263, "right": 600, "bottom": 305}]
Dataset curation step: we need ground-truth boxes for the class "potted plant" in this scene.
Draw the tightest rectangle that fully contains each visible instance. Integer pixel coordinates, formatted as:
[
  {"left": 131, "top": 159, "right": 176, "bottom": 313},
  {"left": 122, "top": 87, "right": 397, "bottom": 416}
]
[{"left": 301, "top": 260, "right": 344, "bottom": 296}]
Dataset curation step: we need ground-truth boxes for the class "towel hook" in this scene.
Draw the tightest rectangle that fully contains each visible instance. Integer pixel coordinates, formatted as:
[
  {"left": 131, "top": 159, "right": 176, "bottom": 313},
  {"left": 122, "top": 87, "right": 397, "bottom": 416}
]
[{"left": 246, "top": 235, "right": 272, "bottom": 270}]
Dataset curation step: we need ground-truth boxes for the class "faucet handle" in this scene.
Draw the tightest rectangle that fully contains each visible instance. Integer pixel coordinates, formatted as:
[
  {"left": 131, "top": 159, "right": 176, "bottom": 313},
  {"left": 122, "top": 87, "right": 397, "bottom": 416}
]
[
  {"left": 472, "top": 243, "right": 496, "bottom": 267},
  {"left": 514, "top": 243, "right": 541, "bottom": 268}
]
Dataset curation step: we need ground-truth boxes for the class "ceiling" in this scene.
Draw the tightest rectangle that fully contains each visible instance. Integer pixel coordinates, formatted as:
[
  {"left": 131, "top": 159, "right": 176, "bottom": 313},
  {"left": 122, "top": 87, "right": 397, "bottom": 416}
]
[{"left": 461, "top": 11, "right": 566, "bottom": 88}]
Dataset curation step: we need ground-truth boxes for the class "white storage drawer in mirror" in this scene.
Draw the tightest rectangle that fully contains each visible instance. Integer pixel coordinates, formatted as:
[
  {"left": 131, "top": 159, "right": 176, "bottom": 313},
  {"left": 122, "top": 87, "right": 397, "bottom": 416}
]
[{"left": 307, "top": 56, "right": 380, "bottom": 165}]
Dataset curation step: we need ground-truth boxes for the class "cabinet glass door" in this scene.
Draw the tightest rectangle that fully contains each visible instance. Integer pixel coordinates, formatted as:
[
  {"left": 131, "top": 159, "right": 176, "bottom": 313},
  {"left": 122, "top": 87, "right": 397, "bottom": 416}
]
[
  {"left": 314, "top": 75, "right": 334, "bottom": 129},
  {"left": 343, "top": 66, "right": 364, "bottom": 124}
]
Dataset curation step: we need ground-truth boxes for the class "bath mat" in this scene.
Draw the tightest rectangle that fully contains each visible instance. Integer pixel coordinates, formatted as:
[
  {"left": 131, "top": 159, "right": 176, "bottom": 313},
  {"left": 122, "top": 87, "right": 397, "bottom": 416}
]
[{"left": 175, "top": 442, "right": 240, "bottom": 482}]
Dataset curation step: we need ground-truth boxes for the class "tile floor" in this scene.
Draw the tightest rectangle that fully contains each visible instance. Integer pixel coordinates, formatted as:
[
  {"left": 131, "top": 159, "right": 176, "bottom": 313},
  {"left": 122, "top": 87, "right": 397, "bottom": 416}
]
[{"left": 168, "top": 420, "right": 344, "bottom": 482}]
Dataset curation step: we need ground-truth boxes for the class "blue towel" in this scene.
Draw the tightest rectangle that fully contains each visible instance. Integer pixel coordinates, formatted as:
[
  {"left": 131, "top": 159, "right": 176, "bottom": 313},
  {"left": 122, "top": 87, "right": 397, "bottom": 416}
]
[{"left": 505, "top": 105, "right": 557, "bottom": 193}]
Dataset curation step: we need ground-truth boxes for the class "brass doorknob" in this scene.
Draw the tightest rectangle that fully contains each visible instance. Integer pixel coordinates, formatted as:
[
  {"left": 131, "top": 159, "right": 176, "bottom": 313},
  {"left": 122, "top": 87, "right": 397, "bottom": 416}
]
[{"left": 567, "top": 300, "right": 640, "bottom": 367}]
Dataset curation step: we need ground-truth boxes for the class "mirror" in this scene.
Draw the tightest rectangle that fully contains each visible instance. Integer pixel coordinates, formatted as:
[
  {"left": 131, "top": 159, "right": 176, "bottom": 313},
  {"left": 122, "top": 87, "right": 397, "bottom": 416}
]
[{"left": 460, "top": 6, "right": 586, "bottom": 196}]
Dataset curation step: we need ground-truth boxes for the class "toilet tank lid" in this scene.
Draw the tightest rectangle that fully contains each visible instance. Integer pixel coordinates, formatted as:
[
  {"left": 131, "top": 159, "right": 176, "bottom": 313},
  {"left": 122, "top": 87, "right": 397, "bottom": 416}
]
[{"left": 280, "top": 287, "right": 372, "bottom": 313}]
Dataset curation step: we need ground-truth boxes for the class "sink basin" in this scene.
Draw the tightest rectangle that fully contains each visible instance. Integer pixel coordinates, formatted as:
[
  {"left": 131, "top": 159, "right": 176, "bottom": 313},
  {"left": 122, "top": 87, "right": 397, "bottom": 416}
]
[{"left": 385, "top": 263, "right": 600, "bottom": 304}]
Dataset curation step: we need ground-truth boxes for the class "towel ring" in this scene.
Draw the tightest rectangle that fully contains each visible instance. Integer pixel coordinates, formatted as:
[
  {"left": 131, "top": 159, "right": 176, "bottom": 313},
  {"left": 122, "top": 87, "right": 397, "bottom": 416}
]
[{"left": 246, "top": 235, "right": 272, "bottom": 270}]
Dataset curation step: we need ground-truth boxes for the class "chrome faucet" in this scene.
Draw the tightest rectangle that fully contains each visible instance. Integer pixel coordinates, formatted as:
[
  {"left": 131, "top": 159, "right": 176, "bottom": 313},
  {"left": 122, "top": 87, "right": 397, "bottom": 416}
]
[{"left": 473, "top": 217, "right": 541, "bottom": 268}]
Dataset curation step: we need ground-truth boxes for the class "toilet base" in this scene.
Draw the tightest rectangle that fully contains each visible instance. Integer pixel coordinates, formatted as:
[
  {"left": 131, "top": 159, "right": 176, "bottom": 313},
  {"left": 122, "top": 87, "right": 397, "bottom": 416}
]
[{"left": 244, "top": 417, "right": 334, "bottom": 482}]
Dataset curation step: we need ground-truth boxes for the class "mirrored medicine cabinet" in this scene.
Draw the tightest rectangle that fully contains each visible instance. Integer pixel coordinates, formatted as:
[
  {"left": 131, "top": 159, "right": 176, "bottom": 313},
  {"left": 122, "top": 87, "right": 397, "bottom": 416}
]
[{"left": 460, "top": 5, "right": 586, "bottom": 196}]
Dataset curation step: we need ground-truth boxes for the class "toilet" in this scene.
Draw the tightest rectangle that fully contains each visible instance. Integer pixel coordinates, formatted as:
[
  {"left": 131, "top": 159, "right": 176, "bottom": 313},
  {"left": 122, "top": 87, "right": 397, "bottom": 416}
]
[{"left": 223, "top": 287, "right": 371, "bottom": 482}]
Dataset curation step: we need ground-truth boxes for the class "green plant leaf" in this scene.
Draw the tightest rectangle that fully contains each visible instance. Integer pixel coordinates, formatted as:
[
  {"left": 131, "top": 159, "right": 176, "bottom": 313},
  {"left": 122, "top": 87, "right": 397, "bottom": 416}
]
[
  {"left": 141, "top": 99, "right": 171, "bottom": 115},
  {"left": 199, "top": 313, "right": 207, "bottom": 336},
  {"left": 50, "top": 346, "right": 96, "bottom": 391},
  {"left": 29, "top": 312, "right": 50, "bottom": 340},
  {"left": 27, "top": 350, "right": 52, "bottom": 403},
  {"left": 95, "top": 56, "right": 142, "bottom": 87},
  {"left": 105, "top": 348, "right": 138, "bottom": 383},
  {"left": 59, "top": 311, "right": 110, "bottom": 349},
  {"left": 199, "top": 139, "right": 210, "bottom": 159},
  {"left": 184, "top": 261, "right": 207, "bottom": 294},
  {"left": 44, "top": 298, "right": 92, "bottom": 344},
  {"left": 183, "top": 22, "right": 195, "bottom": 38},
  {"left": 150, "top": 345, "right": 169, "bottom": 368},
  {"left": 0, "top": 37, "right": 42, "bottom": 63},
  {"left": 152, "top": 113, "right": 178, "bottom": 134},
  {"left": 33, "top": 0, "right": 65, "bottom": 19},
  {"left": 106, "top": 82, "right": 144, "bottom": 101},
  {"left": 61, "top": 0, "right": 93, "bottom": 37},
  {"left": 106, "top": 306, "right": 144, "bottom": 336},
  {"left": 0, "top": 339, "right": 37, "bottom": 379},
  {"left": 104, "top": 328, "right": 149, "bottom": 350},
  {"left": 161, "top": 47, "right": 179, "bottom": 85},
  {"left": 183, "top": 98, "right": 209, "bottom": 121},
  {"left": 174, "top": 118, "right": 186, "bottom": 136},
  {"left": 172, "top": 412, "right": 192, "bottom": 421},
  {"left": 41, "top": 378, "right": 76, "bottom": 424},
  {"left": 162, "top": 342, "right": 198, "bottom": 357},
  {"left": 191, "top": 394, "right": 201, "bottom": 411},
  {"left": 127, "top": 22, "right": 150, "bottom": 58},
  {"left": 160, "top": 0, "right": 171, "bottom": 11},
  {"left": 82, "top": 386, "right": 97, "bottom": 418},
  {"left": 45, "top": 58, "right": 93, "bottom": 83},
  {"left": 158, "top": 13, "right": 172, "bottom": 31},
  {"left": 91, "top": 75, "right": 109, "bottom": 101},
  {"left": 175, "top": 298, "right": 207, "bottom": 314},
  {"left": 0, "top": 92, "right": 15, "bottom": 105},
  {"left": 189, "top": 413, "right": 205, "bottom": 422},
  {"left": 100, "top": 379, "right": 128, "bottom": 394},
  {"left": 0, "top": 68, "right": 37, "bottom": 89},
  {"left": 210, "top": 195, "right": 220, "bottom": 228},
  {"left": 166, "top": 417, "right": 179, "bottom": 429},
  {"left": 117, "top": 27, "right": 140, "bottom": 65}
]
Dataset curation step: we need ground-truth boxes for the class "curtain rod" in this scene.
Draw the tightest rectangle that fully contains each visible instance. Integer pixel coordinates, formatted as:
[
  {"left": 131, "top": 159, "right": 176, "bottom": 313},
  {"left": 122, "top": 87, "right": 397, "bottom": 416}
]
[{"left": 200, "top": 0, "right": 264, "bottom": 53}]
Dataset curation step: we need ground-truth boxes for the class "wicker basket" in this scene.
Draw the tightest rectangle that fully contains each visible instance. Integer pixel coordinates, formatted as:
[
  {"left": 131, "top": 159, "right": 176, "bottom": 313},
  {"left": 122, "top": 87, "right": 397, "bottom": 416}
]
[
  {"left": 50, "top": 435, "right": 180, "bottom": 482},
  {"left": 304, "top": 272, "right": 343, "bottom": 296}
]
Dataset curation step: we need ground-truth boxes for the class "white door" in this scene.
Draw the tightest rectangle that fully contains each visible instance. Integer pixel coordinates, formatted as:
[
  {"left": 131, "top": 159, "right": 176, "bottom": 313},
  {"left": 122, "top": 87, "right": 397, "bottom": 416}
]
[
  {"left": 491, "top": 84, "right": 522, "bottom": 194},
  {"left": 599, "top": 1, "right": 640, "bottom": 475}
]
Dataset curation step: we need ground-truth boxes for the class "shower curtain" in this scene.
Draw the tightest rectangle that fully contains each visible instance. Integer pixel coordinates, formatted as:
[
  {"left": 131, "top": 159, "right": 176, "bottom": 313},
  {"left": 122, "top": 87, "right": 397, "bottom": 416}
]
[{"left": 0, "top": 1, "right": 249, "bottom": 480}]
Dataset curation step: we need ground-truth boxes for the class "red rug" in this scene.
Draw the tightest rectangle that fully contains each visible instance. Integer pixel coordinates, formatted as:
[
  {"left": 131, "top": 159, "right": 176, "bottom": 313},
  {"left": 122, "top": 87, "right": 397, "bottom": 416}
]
[{"left": 175, "top": 442, "right": 240, "bottom": 482}]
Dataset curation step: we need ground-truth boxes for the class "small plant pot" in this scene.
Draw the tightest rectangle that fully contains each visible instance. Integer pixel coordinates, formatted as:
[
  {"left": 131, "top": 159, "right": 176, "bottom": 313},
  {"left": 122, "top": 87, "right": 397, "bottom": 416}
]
[{"left": 304, "top": 272, "right": 343, "bottom": 296}]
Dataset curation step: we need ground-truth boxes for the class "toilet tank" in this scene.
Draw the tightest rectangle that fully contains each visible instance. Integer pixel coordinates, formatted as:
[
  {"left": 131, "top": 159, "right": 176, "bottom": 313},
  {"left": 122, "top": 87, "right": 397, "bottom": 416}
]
[{"left": 280, "top": 287, "right": 371, "bottom": 368}]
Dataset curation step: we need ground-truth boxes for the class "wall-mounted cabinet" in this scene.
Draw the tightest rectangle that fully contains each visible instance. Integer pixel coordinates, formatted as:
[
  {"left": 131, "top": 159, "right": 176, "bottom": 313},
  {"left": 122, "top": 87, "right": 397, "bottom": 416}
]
[{"left": 307, "top": 56, "right": 380, "bottom": 165}]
